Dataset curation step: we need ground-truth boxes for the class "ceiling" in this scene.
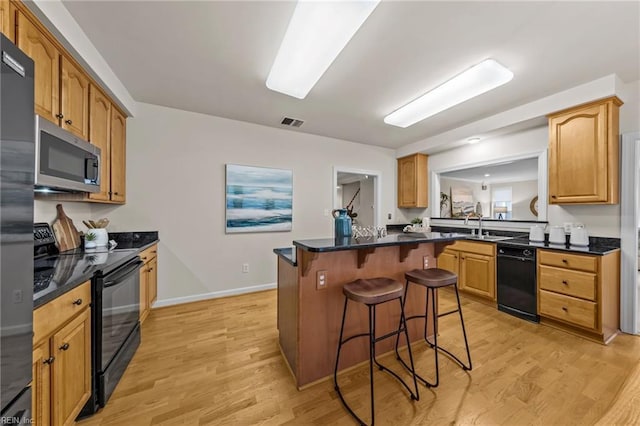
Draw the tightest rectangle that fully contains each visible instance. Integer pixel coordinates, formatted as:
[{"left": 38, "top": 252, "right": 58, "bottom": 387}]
[
  {"left": 61, "top": 1, "right": 640, "bottom": 151},
  {"left": 441, "top": 157, "right": 538, "bottom": 184}
]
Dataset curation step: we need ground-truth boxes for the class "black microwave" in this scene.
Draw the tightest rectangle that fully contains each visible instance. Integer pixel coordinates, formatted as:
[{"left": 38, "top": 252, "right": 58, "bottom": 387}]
[{"left": 34, "top": 115, "right": 101, "bottom": 193}]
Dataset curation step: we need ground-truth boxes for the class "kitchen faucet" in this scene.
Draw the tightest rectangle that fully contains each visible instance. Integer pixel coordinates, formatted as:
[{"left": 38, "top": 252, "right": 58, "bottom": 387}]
[{"left": 465, "top": 214, "right": 484, "bottom": 236}]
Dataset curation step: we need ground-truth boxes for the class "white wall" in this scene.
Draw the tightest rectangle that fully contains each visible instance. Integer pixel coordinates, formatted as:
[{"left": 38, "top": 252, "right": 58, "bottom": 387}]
[
  {"left": 511, "top": 180, "right": 538, "bottom": 221},
  {"left": 359, "top": 177, "right": 375, "bottom": 227},
  {"left": 43, "top": 103, "right": 397, "bottom": 305}
]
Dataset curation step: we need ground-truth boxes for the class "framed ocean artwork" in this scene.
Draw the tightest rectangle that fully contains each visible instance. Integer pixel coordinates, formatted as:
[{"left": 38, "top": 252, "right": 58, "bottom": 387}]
[{"left": 225, "top": 164, "right": 293, "bottom": 233}]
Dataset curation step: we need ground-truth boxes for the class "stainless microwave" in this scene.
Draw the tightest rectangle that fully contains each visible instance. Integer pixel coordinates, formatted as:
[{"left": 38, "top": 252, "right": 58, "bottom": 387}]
[{"left": 34, "top": 115, "right": 100, "bottom": 193}]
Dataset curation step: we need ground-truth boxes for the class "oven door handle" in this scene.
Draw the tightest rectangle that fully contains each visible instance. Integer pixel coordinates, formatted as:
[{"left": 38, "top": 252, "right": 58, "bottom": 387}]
[{"left": 103, "top": 259, "right": 144, "bottom": 288}]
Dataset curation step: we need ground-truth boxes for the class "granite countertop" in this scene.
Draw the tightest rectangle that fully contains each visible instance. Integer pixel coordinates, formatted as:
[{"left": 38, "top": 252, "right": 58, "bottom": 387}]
[
  {"left": 273, "top": 247, "right": 296, "bottom": 266},
  {"left": 292, "top": 232, "right": 469, "bottom": 253},
  {"left": 33, "top": 232, "right": 159, "bottom": 309},
  {"left": 496, "top": 237, "right": 619, "bottom": 255}
]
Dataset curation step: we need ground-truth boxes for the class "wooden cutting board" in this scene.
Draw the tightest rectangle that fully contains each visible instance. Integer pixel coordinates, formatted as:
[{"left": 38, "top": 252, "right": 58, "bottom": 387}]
[{"left": 52, "top": 204, "right": 81, "bottom": 252}]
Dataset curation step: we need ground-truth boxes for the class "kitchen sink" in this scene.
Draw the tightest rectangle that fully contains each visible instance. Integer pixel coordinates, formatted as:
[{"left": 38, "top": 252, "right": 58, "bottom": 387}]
[{"left": 465, "top": 234, "right": 513, "bottom": 242}]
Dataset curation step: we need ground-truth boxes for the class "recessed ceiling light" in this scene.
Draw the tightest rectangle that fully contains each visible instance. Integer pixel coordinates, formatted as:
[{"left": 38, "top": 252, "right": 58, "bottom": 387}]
[
  {"left": 384, "top": 59, "right": 514, "bottom": 128},
  {"left": 467, "top": 137, "right": 481, "bottom": 144},
  {"left": 484, "top": 173, "right": 491, "bottom": 177},
  {"left": 266, "top": 0, "right": 380, "bottom": 99}
]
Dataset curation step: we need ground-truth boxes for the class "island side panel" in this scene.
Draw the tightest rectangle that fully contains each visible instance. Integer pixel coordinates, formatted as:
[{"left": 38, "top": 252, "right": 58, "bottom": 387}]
[
  {"left": 296, "top": 243, "right": 436, "bottom": 387},
  {"left": 277, "top": 257, "right": 299, "bottom": 376}
]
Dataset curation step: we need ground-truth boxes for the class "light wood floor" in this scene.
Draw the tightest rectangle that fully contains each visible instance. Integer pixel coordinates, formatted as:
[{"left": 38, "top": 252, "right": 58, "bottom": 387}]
[{"left": 78, "top": 289, "right": 640, "bottom": 425}]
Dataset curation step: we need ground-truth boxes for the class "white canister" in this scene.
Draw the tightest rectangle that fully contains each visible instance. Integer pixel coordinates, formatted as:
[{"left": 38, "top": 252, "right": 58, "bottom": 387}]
[
  {"left": 529, "top": 225, "right": 545, "bottom": 242},
  {"left": 570, "top": 225, "right": 589, "bottom": 246},
  {"left": 549, "top": 226, "right": 566, "bottom": 244},
  {"left": 87, "top": 228, "right": 109, "bottom": 247}
]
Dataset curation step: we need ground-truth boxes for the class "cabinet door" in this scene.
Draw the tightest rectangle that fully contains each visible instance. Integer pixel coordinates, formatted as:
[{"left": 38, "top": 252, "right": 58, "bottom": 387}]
[
  {"left": 89, "top": 85, "right": 112, "bottom": 202},
  {"left": 549, "top": 103, "right": 608, "bottom": 204},
  {"left": 110, "top": 108, "right": 126, "bottom": 203},
  {"left": 148, "top": 257, "right": 158, "bottom": 307},
  {"left": 61, "top": 56, "right": 89, "bottom": 140},
  {"left": 437, "top": 249, "right": 459, "bottom": 277},
  {"left": 51, "top": 309, "right": 91, "bottom": 426},
  {"left": 397, "top": 154, "right": 428, "bottom": 208},
  {"left": 1, "top": 0, "right": 12, "bottom": 42},
  {"left": 460, "top": 252, "right": 495, "bottom": 300},
  {"left": 139, "top": 264, "right": 149, "bottom": 323},
  {"left": 32, "top": 342, "right": 51, "bottom": 426},
  {"left": 16, "top": 10, "right": 60, "bottom": 123}
]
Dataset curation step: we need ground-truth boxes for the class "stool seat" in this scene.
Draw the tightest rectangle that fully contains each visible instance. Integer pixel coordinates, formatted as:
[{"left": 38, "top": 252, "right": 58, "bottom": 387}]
[
  {"left": 405, "top": 268, "right": 457, "bottom": 288},
  {"left": 343, "top": 278, "right": 403, "bottom": 305}
]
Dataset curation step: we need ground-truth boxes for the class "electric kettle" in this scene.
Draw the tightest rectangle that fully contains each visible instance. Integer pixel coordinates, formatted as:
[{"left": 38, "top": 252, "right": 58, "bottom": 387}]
[{"left": 529, "top": 225, "right": 545, "bottom": 242}]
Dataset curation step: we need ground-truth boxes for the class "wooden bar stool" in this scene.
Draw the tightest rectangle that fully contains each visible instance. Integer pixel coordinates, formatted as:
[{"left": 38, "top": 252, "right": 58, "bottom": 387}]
[
  {"left": 334, "top": 277, "right": 419, "bottom": 426},
  {"left": 395, "top": 268, "right": 472, "bottom": 388}
]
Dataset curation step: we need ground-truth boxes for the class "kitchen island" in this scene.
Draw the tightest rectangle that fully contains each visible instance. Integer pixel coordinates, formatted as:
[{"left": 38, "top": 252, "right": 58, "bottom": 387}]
[{"left": 274, "top": 232, "right": 467, "bottom": 388}]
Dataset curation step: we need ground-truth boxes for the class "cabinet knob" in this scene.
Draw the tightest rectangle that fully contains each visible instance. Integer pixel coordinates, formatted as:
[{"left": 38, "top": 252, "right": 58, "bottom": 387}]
[
  {"left": 562, "top": 259, "right": 568, "bottom": 263},
  {"left": 59, "top": 343, "right": 70, "bottom": 351},
  {"left": 43, "top": 356, "right": 55, "bottom": 365},
  {"left": 114, "top": 192, "right": 120, "bottom": 195},
  {"left": 562, "top": 306, "right": 568, "bottom": 312},
  {"left": 148, "top": 267, "right": 153, "bottom": 272},
  {"left": 141, "top": 257, "right": 147, "bottom": 261},
  {"left": 55, "top": 113, "right": 63, "bottom": 119},
  {"left": 551, "top": 195, "right": 557, "bottom": 199},
  {"left": 152, "top": 251, "right": 157, "bottom": 254},
  {"left": 65, "top": 119, "right": 73, "bottom": 125},
  {"left": 72, "top": 298, "right": 83, "bottom": 306},
  {"left": 562, "top": 280, "right": 568, "bottom": 285}
]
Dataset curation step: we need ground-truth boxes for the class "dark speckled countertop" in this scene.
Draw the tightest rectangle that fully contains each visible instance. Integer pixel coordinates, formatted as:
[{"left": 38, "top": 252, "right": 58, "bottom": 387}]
[{"left": 33, "top": 232, "right": 159, "bottom": 309}]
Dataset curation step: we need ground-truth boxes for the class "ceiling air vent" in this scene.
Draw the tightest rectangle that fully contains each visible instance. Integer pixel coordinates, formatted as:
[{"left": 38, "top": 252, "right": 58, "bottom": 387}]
[{"left": 280, "top": 117, "right": 304, "bottom": 128}]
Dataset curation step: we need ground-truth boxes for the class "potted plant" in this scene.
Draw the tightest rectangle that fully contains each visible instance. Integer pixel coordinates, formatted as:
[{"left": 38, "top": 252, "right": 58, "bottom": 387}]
[{"left": 84, "top": 231, "right": 97, "bottom": 249}]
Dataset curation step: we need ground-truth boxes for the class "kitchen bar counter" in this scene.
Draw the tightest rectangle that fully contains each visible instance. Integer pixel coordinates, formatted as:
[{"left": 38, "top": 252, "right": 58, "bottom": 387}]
[{"left": 276, "top": 234, "right": 466, "bottom": 388}]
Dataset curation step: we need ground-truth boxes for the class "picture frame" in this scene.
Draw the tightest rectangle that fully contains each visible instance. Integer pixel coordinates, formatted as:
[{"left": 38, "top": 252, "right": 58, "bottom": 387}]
[{"left": 225, "top": 164, "right": 293, "bottom": 233}]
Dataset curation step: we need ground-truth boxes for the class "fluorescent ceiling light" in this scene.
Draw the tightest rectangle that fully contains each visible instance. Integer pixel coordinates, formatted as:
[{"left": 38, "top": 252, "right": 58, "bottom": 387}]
[
  {"left": 467, "top": 137, "right": 481, "bottom": 144},
  {"left": 266, "top": 0, "right": 380, "bottom": 99},
  {"left": 384, "top": 59, "right": 514, "bottom": 128}
]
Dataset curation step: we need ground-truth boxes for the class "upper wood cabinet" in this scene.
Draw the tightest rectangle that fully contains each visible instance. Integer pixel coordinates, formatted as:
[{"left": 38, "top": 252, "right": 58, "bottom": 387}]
[
  {"left": 61, "top": 56, "right": 89, "bottom": 140},
  {"left": 110, "top": 107, "right": 127, "bottom": 203},
  {"left": 398, "top": 153, "right": 428, "bottom": 208},
  {"left": 89, "top": 85, "right": 112, "bottom": 202},
  {"left": 548, "top": 96, "right": 622, "bottom": 205},
  {"left": 1, "top": 0, "right": 13, "bottom": 42},
  {"left": 16, "top": 9, "right": 60, "bottom": 124}
]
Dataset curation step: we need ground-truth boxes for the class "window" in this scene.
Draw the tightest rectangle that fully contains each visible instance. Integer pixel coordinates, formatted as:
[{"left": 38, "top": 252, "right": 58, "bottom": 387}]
[{"left": 492, "top": 186, "right": 512, "bottom": 220}]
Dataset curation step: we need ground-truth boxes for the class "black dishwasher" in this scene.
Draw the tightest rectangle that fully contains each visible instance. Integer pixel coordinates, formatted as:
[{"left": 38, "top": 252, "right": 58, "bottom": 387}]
[{"left": 497, "top": 244, "right": 539, "bottom": 323}]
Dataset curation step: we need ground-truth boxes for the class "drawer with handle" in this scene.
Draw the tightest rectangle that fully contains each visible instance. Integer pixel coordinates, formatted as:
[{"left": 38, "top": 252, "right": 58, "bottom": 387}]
[
  {"left": 538, "top": 250, "right": 597, "bottom": 272},
  {"left": 33, "top": 280, "right": 90, "bottom": 344},
  {"left": 139, "top": 244, "right": 158, "bottom": 263},
  {"left": 538, "top": 265, "right": 597, "bottom": 301},
  {"left": 539, "top": 289, "right": 597, "bottom": 330}
]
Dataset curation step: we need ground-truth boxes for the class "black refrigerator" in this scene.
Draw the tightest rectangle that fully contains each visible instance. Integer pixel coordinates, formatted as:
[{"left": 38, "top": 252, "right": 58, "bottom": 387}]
[{"left": 0, "top": 33, "right": 35, "bottom": 423}]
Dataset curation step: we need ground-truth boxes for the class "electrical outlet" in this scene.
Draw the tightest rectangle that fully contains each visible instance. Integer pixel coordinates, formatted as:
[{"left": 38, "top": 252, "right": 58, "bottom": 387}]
[
  {"left": 316, "top": 270, "right": 327, "bottom": 290},
  {"left": 242, "top": 263, "right": 249, "bottom": 273},
  {"left": 12, "top": 289, "right": 23, "bottom": 303},
  {"left": 563, "top": 222, "right": 573, "bottom": 234},
  {"left": 388, "top": 213, "right": 392, "bottom": 220},
  {"left": 423, "top": 256, "right": 430, "bottom": 270}
]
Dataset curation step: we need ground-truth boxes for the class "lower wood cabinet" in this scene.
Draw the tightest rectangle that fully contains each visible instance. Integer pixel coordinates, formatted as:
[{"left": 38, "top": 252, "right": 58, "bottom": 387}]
[
  {"left": 140, "top": 244, "right": 158, "bottom": 323},
  {"left": 437, "top": 241, "right": 496, "bottom": 301},
  {"left": 32, "top": 281, "right": 91, "bottom": 426},
  {"left": 537, "top": 249, "right": 620, "bottom": 343}
]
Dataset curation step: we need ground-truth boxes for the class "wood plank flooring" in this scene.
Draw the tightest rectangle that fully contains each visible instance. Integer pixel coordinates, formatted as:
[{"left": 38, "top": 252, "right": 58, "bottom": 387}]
[{"left": 78, "top": 289, "right": 640, "bottom": 425}]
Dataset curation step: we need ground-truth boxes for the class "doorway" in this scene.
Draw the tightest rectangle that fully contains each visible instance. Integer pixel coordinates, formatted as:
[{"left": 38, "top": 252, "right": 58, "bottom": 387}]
[{"left": 333, "top": 167, "right": 380, "bottom": 228}]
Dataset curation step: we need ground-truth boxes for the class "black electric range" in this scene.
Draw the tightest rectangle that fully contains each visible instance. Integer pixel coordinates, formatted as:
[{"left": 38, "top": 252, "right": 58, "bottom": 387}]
[{"left": 33, "top": 223, "right": 138, "bottom": 308}]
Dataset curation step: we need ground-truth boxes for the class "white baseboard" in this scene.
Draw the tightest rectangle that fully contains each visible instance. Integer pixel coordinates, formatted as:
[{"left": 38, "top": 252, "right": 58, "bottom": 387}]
[{"left": 152, "top": 282, "right": 277, "bottom": 308}]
